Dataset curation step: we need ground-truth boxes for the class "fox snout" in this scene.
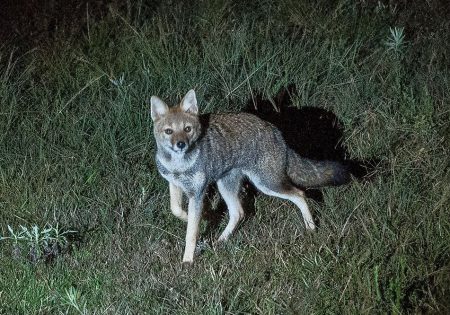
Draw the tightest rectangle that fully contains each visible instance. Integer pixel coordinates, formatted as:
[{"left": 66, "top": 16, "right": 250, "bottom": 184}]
[
  {"left": 176, "top": 141, "right": 186, "bottom": 149},
  {"left": 170, "top": 133, "right": 190, "bottom": 152}
]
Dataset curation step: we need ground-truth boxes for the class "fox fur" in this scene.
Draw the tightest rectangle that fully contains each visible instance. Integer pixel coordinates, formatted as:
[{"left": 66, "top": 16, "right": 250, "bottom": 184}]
[{"left": 150, "top": 89, "right": 349, "bottom": 264}]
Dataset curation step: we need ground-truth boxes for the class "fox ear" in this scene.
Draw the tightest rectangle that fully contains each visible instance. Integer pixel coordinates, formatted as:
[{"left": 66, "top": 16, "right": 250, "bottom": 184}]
[
  {"left": 181, "top": 89, "right": 198, "bottom": 115},
  {"left": 150, "top": 96, "right": 169, "bottom": 121}
]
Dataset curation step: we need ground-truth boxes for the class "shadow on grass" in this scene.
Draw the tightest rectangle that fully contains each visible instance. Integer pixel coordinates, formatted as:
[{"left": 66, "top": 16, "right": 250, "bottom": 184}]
[
  {"left": 245, "top": 84, "right": 379, "bottom": 180},
  {"left": 204, "top": 84, "right": 379, "bottom": 235}
]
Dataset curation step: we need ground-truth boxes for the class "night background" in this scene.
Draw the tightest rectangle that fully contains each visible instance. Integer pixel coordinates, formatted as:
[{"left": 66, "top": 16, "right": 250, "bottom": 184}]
[{"left": 0, "top": 0, "right": 449, "bottom": 313}]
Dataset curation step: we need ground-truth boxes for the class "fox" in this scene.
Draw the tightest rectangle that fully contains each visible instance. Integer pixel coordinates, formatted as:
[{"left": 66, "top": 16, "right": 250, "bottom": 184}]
[{"left": 150, "top": 89, "right": 350, "bottom": 264}]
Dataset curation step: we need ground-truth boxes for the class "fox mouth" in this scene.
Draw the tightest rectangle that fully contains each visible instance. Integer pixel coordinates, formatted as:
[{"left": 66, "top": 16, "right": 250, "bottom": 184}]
[{"left": 170, "top": 146, "right": 187, "bottom": 154}]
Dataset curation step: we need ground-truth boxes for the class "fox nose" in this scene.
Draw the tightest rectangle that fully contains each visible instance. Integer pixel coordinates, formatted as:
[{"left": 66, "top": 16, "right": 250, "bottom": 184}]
[{"left": 176, "top": 141, "right": 186, "bottom": 149}]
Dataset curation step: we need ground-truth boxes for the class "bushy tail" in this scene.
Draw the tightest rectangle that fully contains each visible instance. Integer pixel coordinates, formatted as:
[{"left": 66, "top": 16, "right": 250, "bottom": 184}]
[{"left": 287, "top": 149, "right": 350, "bottom": 188}]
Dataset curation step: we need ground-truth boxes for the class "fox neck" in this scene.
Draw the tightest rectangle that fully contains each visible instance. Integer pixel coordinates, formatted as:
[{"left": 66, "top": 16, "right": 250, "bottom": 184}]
[{"left": 156, "top": 144, "right": 199, "bottom": 173}]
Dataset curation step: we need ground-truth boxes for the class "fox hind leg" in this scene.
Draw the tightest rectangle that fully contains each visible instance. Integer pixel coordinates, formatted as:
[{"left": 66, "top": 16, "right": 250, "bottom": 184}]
[
  {"left": 216, "top": 173, "right": 245, "bottom": 242},
  {"left": 247, "top": 173, "right": 316, "bottom": 230},
  {"left": 286, "top": 188, "right": 316, "bottom": 230}
]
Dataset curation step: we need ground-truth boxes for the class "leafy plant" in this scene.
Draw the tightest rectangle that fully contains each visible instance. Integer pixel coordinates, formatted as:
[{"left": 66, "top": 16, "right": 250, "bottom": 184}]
[
  {"left": 61, "top": 287, "right": 88, "bottom": 315},
  {"left": 385, "top": 26, "right": 406, "bottom": 54},
  {"left": 1, "top": 224, "right": 76, "bottom": 263}
]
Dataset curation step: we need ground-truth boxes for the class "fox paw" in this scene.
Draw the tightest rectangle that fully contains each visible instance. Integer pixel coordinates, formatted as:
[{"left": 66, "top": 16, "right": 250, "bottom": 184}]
[{"left": 305, "top": 220, "right": 316, "bottom": 231}]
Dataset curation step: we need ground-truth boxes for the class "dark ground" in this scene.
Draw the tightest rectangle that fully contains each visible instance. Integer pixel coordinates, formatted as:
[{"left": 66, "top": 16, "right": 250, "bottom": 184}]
[{"left": 1, "top": 0, "right": 449, "bottom": 52}]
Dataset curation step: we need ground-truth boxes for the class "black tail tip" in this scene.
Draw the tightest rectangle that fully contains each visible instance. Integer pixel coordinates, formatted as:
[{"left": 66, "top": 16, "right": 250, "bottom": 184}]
[
  {"left": 331, "top": 161, "right": 352, "bottom": 186},
  {"left": 336, "top": 159, "right": 381, "bottom": 185}
]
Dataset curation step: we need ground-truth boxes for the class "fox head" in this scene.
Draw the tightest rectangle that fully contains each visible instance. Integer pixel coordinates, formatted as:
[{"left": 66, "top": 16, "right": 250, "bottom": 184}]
[{"left": 150, "top": 89, "right": 201, "bottom": 155}]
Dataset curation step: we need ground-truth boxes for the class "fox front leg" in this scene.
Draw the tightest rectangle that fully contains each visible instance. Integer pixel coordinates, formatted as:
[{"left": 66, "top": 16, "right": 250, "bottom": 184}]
[
  {"left": 182, "top": 194, "right": 204, "bottom": 264},
  {"left": 169, "top": 183, "right": 188, "bottom": 222}
]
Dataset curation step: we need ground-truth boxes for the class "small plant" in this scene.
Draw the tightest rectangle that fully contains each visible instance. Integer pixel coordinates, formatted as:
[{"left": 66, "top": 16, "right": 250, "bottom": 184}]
[
  {"left": 1, "top": 225, "right": 26, "bottom": 258},
  {"left": 385, "top": 26, "right": 406, "bottom": 54},
  {"left": 109, "top": 72, "right": 133, "bottom": 90},
  {"left": 0, "top": 224, "right": 76, "bottom": 263},
  {"left": 61, "top": 287, "right": 88, "bottom": 315},
  {"left": 109, "top": 73, "right": 125, "bottom": 87}
]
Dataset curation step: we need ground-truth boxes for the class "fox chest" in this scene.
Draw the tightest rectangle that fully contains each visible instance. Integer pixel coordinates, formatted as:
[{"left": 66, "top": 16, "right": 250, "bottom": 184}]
[{"left": 156, "top": 160, "right": 205, "bottom": 196}]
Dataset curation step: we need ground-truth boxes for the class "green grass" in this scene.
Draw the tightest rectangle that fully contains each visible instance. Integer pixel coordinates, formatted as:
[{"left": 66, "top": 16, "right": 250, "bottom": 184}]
[{"left": 1, "top": 0, "right": 449, "bottom": 313}]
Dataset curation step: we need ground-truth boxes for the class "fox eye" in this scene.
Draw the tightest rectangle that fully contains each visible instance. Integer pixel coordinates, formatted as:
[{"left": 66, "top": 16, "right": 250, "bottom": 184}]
[
  {"left": 164, "top": 128, "right": 173, "bottom": 135},
  {"left": 184, "top": 126, "right": 192, "bottom": 133}
]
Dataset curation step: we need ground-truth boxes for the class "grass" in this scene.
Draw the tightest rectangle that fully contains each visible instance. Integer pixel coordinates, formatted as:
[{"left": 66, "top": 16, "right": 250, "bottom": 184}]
[{"left": 1, "top": 0, "right": 449, "bottom": 313}]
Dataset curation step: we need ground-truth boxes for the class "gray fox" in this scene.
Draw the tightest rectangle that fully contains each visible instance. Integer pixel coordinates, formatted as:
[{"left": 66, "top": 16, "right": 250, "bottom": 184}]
[{"left": 150, "top": 90, "right": 349, "bottom": 264}]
